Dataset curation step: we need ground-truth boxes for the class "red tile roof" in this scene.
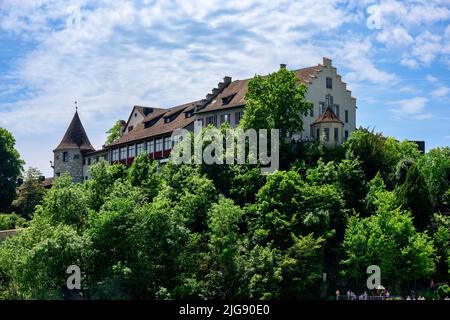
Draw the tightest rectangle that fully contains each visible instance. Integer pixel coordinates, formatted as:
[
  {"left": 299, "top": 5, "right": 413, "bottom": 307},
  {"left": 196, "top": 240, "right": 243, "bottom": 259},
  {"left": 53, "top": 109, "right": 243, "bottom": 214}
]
[
  {"left": 196, "top": 66, "right": 321, "bottom": 114},
  {"left": 313, "top": 107, "right": 343, "bottom": 125}
]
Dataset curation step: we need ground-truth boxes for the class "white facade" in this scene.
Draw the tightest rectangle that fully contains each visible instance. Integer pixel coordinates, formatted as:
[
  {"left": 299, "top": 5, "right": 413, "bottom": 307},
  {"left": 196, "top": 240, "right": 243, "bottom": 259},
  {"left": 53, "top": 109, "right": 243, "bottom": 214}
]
[{"left": 297, "top": 58, "right": 356, "bottom": 141}]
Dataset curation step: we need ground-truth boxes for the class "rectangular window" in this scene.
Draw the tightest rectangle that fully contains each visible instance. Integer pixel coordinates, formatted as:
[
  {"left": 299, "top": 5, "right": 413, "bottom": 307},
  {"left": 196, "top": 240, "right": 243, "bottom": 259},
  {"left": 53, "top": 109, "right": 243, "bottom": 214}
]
[
  {"left": 87, "top": 158, "right": 91, "bottom": 165},
  {"left": 63, "top": 152, "right": 69, "bottom": 162},
  {"left": 334, "top": 128, "right": 339, "bottom": 141},
  {"left": 112, "top": 148, "right": 119, "bottom": 161},
  {"left": 120, "top": 147, "right": 127, "bottom": 160},
  {"left": 316, "top": 128, "right": 320, "bottom": 139},
  {"left": 319, "top": 102, "right": 325, "bottom": 114},
  {"left": 345, "top": 110, "right": 349, "bottom": 123},
  {"left": 73, "top": 154, "right": 80, "bottom": 160},
  {"left": 137, "top": 143, "right": 144, "bottom": 155},
  {"left": 324, "top": 128, "right": 330, "bottom": 141},
  {"left": 207, "top": 115, "right": 216, "bottom": 126},
  {"left": 234, "top": 111, "right": 243, "bottom": 125},
  {"left": 326, "top": 77, "right": 332, "bottom": 89},
  {"left": 156, "top": 138, "right": 163, "bottom": 152},
  {"left": 345, "top": 130, "right": 349, "bottom": 141},
  {"left": 334, "top": 104, "right": 340, "bottom": 118},
  {"left": 128, "top": 145, "right": 136, "bottom": 158},
  {"left": 220, "top": 113, "right": 230, "bottom": 124},
  {"left": 147, "top": 140, "right": 154, "bottom": 153},
  {"left": 164, "top": 137, "right": 171, "bottom": 150},
  {"left": 310, "top": 106, "right": 314, "bottom": 117},
  {"left": 325, "top": 95, "right": 333, "bottom": 108}
]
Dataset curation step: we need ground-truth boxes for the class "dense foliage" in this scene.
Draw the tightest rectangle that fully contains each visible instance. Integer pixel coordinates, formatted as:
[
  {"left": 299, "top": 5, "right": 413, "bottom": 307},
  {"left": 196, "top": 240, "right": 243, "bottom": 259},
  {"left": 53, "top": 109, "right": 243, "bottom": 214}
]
[
  {"left": 0, "top": 127, "right": 24, "bottom": 212},
  {"left": 12, "top": 168, "right": 46, "bottom": 218},
  {"left": 0, "top": 70, "right": 448, "bottom": 300}
]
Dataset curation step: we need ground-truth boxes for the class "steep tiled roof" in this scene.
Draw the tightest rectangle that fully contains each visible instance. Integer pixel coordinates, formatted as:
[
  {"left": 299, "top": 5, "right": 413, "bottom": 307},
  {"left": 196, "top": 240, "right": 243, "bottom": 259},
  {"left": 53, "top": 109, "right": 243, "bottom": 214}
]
[
  {"left": 313, "top": 107, "right": 343, "bottom": 124},
  {"left": 196, "top": 66, "right": 321, "bottom": 114},
  {"left": 108, "top": 100, "right": 201, "bottom": 147},
  {"left": 54, "top": 111, "right": 95, "bottom": 152}
]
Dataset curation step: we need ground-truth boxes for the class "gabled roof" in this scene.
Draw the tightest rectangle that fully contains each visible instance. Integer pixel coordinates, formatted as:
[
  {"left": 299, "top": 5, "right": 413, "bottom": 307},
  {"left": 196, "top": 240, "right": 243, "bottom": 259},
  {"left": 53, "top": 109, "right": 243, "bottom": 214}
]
[
  {"left": 313, "top": 107, "right": 343, "bottom": 125},
  {"left": 196, "top": 66, "right": 321, "bottom": 114},
  {"left": 107, "top": 100, "right": 201, "bottom": 147},
  {"left": 54, "top": 111, "right": 95, "bottom": 152},
  {"left": 123, "top": 105, "right": 164, "bottom": 132}
]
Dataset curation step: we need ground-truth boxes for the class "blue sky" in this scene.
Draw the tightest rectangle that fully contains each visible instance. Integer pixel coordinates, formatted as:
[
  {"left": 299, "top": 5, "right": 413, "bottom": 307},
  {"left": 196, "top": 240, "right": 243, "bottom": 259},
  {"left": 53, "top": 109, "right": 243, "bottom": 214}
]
[{"left": 0, "top": 0, "right": 450, "bottom": 177}]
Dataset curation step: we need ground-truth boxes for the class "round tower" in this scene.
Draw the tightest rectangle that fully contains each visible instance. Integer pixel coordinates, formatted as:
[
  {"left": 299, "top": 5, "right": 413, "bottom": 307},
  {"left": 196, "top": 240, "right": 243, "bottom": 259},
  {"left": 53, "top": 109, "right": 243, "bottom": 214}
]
[{"left": 53, "top": 110, "right": 95, "bottom": 183}]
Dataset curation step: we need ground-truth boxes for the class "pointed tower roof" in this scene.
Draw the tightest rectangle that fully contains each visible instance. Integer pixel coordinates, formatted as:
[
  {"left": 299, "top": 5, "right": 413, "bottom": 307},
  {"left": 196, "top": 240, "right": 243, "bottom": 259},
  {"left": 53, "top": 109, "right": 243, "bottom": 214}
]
[
  {"left": 313, "top": 107, "right": 343, "bottom": 125},
  {"left": 54, "top": 111, "right": 95, "bottom": 152}
]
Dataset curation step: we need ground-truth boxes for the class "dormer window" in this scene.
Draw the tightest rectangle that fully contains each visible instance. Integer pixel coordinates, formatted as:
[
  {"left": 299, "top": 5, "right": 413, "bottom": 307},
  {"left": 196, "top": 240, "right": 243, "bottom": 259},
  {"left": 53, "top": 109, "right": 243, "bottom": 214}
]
[
  {"left": 222, "top": 93, "right": 236, "bottom": 105},
  {"left": 185, "top": 111, "right": 193, "bottom": 118},
  {"left": 144, "top": 115, "right": 163, "bottom": 128}
]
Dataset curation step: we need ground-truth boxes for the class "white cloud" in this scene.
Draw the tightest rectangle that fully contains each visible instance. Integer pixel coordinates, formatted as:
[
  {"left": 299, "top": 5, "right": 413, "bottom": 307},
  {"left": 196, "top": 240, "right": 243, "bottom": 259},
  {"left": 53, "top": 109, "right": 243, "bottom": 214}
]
[
  {"left": 334, "top": 38, "right": 398, "bottom": 85},
  {"left": 431, "top": 86, "right": 450, "bottom": 98},
  {"left": 390, "top": 97, "right": 430, "bottom": 118},
  {"left": 0, "top": 0, "right": 391, "bottom": 136},
  {"left": 400, "top": 58, "right": 419, "bottom": 69},
  {"left": 426, "top": 75, "right": 439, "bottom": 83},
  {"left": 368, "top": 1, "right": 450, "bottom": 69},
  {"left": 376, "top": 27, "right": 413, "bottom": 47}
]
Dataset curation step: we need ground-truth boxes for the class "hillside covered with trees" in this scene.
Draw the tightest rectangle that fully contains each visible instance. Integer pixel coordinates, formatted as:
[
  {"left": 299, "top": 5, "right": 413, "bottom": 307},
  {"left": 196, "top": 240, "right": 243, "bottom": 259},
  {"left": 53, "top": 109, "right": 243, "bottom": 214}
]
[{"left": 0, "top": 69, "right": 449, "bottom": 300}]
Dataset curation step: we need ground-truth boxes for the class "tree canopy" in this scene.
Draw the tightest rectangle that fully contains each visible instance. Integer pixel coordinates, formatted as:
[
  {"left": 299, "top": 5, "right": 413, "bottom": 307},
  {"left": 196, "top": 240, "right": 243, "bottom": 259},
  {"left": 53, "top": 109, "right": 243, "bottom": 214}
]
[{"left": 0, "top": 128, "right": 24, "bottom": 211}]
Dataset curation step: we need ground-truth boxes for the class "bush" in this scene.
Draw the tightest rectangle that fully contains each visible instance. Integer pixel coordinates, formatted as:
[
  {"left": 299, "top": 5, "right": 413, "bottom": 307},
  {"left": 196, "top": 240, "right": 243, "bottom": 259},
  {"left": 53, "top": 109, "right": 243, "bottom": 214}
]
[
  {"left": 0, "top": 213, "right": 27, "bottom": 231},
  {"left": 437, "top": 284, "right": 450, "bottom": 299}
]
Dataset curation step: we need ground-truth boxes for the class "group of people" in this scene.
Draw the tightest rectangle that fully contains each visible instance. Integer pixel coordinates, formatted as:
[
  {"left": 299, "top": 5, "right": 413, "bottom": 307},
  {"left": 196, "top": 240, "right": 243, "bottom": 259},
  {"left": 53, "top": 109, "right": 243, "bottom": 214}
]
[
  {"left": 336, "top": 289, "right": 450, "bottom": 300},
  {"left": 335, "top": 289, "right": 387, "bottom": 300}
]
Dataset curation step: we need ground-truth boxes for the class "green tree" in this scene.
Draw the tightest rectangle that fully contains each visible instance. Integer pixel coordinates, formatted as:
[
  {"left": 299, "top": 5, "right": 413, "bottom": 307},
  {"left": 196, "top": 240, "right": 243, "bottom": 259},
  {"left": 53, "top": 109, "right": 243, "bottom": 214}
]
[
  {"left": 341, "top": 208, "right": 437, "bottom": 293},
  {"left": 364, "top": 172, "right": 397, "bottom": 215},
  {"left": 0, "top": 213, "right": 27, "bottom": 231},
  {"left": 0, "top": 216, "right": 87, "bottom": 299},
  {"left": 335, "top": 159, "right": 367, "bottom": 213},
  {"left": 396, "top": 163, "right": 434, "bottom": 231},
  {"left": 418, "top": 147, "right": 450, "bottom": 212},
  {"left": 429, "top": 214, "right": 450, "bottom": 282},
  {"left": 128, "top": 153, "right": 162, "bottom": 201},
  {"left": 105, "top": 120, "right": 123, "bottom": 145},
  {"left": 241, "top": 68, "right": 311, "bottom": 136},
  {"left": 252, "top": 170, "right": 346, "bottom": 248},
  {"left": 344, "top": 128, "right": 421, "bottom": 187},
  {"left": 240, "top": 68, "right": 312, "bottom": 167},
  {"left": 0, "top": 128, "right": 24, "bottom": 211},
  {"left": 238, "top": 244, "right": 283, "bottom": 300},
  {"left": 280, "top": 233, "right": 325, "bottom": 299},
  {"left": 38, "top": 174, "right": 89, "bottom": 231},
  {"left": 12, "top": 167, "right": 46, "bottom": 218},
  {"left": 86, "top": 160, "right": 128, "bottom": 211}
]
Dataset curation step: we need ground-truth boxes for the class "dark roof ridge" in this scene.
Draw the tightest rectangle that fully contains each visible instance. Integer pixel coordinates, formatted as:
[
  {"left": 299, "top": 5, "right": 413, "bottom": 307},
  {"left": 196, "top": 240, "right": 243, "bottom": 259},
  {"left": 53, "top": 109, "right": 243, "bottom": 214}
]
[{"left": 54, "top": 111, "right": 95, "bottom": 152}]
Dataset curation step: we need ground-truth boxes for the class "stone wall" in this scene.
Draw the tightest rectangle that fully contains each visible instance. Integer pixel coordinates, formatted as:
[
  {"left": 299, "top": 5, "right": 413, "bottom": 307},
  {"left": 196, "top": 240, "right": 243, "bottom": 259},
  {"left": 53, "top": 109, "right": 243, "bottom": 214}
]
[
  {"left": 54, "top": 149, "right": 84, "bottom": 183},
  {"left": 0, "top": 228, "right": 24, "bottom": 244}
]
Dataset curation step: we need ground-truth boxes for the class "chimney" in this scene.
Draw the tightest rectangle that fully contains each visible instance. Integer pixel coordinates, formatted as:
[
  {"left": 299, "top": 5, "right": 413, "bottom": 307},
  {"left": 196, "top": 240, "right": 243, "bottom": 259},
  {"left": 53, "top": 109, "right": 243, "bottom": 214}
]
[
  {"left": 323, "top": 57, "right": 332, "bottom": 67},
  {"left": 280, "top": 63, "right": 287, "bottom": 69},
  {"left": 224, "top": 76, "right": 232, "bottom": 83}
]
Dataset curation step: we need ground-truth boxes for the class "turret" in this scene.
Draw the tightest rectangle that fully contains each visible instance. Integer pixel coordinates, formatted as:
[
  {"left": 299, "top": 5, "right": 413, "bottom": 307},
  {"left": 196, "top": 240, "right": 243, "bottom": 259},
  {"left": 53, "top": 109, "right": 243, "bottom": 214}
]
[{"left": 53, "top": 110, "right": 95, "bottom": 183}]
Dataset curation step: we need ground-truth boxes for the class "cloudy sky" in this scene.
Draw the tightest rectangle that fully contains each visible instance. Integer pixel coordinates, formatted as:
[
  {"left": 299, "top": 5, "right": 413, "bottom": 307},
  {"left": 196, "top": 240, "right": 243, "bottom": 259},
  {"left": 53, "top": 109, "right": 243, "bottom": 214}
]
[{"left": 1, "top": 0, "right": 450, "bottom": 177}]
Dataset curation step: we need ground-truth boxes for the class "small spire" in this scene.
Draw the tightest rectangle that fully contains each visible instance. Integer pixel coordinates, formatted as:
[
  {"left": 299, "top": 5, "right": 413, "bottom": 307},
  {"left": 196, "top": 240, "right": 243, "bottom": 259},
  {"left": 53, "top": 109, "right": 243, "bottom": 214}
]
[{"left": 75, "top": 101, "right": 78, "bottom": 112}]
